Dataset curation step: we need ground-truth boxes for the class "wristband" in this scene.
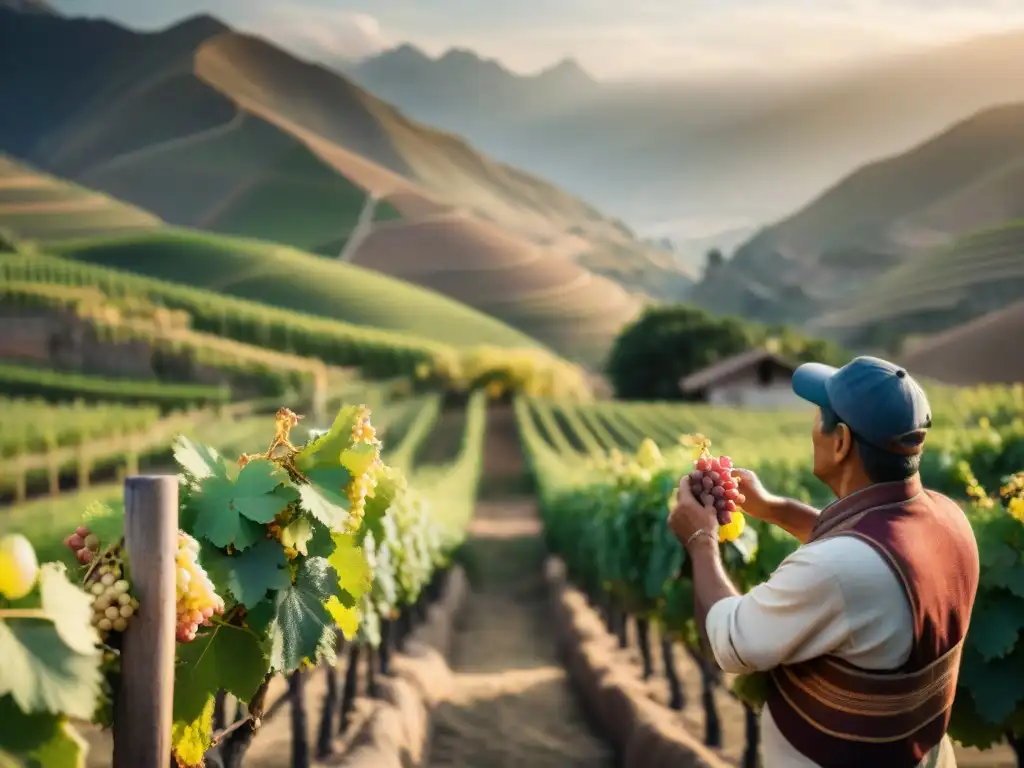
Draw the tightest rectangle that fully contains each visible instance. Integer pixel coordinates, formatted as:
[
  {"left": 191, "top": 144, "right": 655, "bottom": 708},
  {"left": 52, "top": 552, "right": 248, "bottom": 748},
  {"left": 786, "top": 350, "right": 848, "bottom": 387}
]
[{"left": 685, "top": 528, "right": 715, "bottom": 549}]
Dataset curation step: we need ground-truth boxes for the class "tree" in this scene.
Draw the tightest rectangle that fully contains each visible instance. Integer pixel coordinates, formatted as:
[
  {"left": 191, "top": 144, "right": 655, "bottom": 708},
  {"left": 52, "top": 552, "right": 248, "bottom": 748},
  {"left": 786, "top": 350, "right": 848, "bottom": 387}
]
[{"left": 605, "top": 306, "right": 756, "bottom": 400}]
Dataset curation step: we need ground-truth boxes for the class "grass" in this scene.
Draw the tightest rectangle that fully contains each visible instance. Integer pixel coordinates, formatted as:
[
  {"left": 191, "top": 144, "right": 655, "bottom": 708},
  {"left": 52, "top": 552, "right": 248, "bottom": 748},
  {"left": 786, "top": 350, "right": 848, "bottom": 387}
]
[
  {"left": 47, "top": 227, "right": 546, "bottom": 350},
  {"left": 0, "top": 155, "right": 161, "bottom": 241}
]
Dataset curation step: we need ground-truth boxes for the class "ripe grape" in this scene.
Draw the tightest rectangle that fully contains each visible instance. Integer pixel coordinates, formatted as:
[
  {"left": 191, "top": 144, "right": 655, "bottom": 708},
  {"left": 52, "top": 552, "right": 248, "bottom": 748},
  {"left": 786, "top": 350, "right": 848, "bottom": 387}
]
[
  {"left": 174, "top": 532, "right": 224, "bottom": 643},
  {"left": 685, "top": 447, "right": 747, "bottom": 543}
]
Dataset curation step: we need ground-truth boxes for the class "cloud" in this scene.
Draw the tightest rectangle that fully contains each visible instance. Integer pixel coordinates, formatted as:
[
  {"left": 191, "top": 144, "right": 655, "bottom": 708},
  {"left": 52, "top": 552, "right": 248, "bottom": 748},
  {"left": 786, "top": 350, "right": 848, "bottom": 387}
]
[{"left": 244, "top": 7, "right": 390, "bottom": 62}]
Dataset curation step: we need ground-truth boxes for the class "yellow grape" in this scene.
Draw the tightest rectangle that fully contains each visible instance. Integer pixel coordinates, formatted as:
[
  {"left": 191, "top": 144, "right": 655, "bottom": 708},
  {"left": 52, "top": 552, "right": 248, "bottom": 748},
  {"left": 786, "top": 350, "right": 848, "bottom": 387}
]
[
  {"left": 718, "top": 511, "right": 746, "bottom": 543},
  {"left": 0, "top": 534, "right": 39, "bottom": 600}
]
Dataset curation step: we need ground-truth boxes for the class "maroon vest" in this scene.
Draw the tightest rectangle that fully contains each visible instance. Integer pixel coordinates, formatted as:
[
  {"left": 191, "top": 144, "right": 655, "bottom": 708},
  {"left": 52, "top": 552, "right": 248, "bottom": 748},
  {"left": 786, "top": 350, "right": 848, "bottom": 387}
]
[{"left": 765, "top": 476, "right": 979, "bottom": 767}]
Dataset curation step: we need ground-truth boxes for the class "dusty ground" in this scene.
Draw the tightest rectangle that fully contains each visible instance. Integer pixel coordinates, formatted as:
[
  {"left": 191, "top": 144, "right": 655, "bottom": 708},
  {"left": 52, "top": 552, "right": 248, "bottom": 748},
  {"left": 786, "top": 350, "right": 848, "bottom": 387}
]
[{"left": 426, "top": 498, "right": 614, "bottom": 768}]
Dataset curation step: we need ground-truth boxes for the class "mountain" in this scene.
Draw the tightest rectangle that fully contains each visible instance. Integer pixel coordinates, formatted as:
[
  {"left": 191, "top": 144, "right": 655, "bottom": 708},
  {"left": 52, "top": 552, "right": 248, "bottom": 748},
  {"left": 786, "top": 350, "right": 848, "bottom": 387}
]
[
  {"left": 0, "top": 9, "right": 691, "bottom": 364},
  {"left": 349, "top": 32, "right": 1024, "bottom": 242},
  {"left": 347, "top": 45, "right": 600, "bottom": 130},
  {"left": 692, "top": 102, "right": 1024, "bottom": 330}
]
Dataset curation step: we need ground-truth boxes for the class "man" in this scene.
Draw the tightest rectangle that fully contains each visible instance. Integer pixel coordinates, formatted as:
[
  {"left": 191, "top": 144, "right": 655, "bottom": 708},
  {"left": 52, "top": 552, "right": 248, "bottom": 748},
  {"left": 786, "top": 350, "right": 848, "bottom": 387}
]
[{"left": 668, "top": 356, "right": 980, "bottom": 768}]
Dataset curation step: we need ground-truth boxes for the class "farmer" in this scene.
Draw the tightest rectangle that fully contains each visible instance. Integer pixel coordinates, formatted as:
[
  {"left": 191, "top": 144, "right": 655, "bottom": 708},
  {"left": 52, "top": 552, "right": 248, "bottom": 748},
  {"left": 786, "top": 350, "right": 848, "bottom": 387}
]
[{"left": 668, "top": 356, "right": 979, "bottom": 768}]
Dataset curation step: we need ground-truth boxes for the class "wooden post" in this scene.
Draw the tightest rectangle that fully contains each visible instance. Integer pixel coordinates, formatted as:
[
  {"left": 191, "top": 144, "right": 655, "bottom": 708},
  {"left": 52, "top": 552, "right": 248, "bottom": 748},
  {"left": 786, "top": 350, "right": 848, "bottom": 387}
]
[{"left": 113, "top": 475, "right": 178, "bottom": 768}]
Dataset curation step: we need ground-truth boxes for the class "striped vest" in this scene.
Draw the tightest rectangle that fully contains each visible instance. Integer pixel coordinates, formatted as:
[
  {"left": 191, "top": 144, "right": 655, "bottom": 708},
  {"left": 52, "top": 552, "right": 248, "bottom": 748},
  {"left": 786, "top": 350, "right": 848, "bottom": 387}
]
[{"left": 765, "top": 476, "right": 979, "bottom": 767}]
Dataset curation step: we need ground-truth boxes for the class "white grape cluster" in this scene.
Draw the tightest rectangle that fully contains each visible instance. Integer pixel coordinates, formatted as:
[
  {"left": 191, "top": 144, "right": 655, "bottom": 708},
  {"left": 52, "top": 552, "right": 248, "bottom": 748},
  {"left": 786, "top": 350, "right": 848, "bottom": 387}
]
[
  {"left": 175, "top": 531, "right": 224, "bottom": 643},
  {"left": 88, "top": 563, "right": 138, "bottom": 637},
  {"left": 65, "top": 524, "right": 139, "bottom": 638}
]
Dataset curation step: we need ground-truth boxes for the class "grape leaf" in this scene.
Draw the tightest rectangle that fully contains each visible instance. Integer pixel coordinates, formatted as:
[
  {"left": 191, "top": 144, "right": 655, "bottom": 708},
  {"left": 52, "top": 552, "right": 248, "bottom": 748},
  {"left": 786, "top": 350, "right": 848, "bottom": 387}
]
[
  {"left": 329, "top": 533, "right": 372, "bottom": 604},
  {"left": 192, "top": 460, "right": 298, "bottom": 549},
  {"left": 340, "top": 442, "right": 378, "bottom": 479},
  {"left": 968, "top": 593, "right": 1024, "bottom": 661},
  {"left": 245, "top": 599, "right": 275, "bottom": 636},
  {"left": 38, "top": 564, "right": 99, "bottom": 656},
  {"left": 171, "top": 694, "right": 214, "bottom": 768},
  {"left": 0, "top": 696, "right": 62, "bottom": 752},
  {"left": 280, "top": 516, "right": 314, "bottom": 556},
  {"left": 173, "top": 624, "right": 268, "bottom": 724},
  {"left": 959, "top": 645, "right": 1024, "bottom": 725},
  {"left": 24, "top": 720, "right": 86, "bottom": 768},
  {"left": 0, "top": 620, "right": 101, "bottom": 719},
  {"left": 268, "top": 557, "right": 344, "bottom": 673},
  {"left": 294, "top": 406, "right": 359, "bottom": 471},
  {"left": 223, "top": 539, "right": 292, "bottom": 608},
  {"left": 173, "top": 436, "right": 226, "bottom": 481},
  {"left": 325, "top": 597, "right": 360, "bottom": 640},
  {"left": 299, "top": 467, "right": 352, "bottom": 530}
]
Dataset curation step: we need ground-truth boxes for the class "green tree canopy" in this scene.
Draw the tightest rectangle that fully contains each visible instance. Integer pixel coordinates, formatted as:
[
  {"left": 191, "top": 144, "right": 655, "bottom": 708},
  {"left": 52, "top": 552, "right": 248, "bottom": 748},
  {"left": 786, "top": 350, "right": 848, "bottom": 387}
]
[{"left": 605, "top": 305, "right": 849, "bottom": 400}]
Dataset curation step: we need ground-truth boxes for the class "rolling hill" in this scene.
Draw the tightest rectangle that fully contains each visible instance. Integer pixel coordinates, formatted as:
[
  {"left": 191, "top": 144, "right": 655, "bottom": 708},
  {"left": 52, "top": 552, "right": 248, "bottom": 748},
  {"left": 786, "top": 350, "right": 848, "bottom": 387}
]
[
  {"left": 899, "top": 301, "right": 1024, "bottom": 386},
  {"left": 0, "top": 155, "right": 161, "bottom": 241},
  {"left": 691, "top": 102, "right": 1024, "bottom": 329},
  {"left": 0, "top": 8, "right": 690, "bottom": 363},
  {"left": 808, "top": 219, "right": 1024, "bottom": 350},
  {"left": 351, "top": 32, "right": 1024, "bottom": 243},
  {"left": 0, "top": 158, "right": 547, "bottom": 351}
]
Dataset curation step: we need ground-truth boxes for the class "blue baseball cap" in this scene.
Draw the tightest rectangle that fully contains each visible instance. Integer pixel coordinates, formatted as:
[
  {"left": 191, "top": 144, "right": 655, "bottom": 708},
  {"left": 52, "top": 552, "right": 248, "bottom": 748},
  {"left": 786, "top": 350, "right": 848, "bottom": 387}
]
[{"left": 792, "top": 356, "right": 932, "bottom": 455}]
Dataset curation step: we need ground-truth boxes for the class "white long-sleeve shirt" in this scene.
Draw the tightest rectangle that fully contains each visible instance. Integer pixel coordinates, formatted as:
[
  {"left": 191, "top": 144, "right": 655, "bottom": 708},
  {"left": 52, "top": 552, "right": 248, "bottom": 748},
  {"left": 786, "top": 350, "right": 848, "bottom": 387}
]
[{"left": 705, "top": 535, "right": 957, "bottom": 768}]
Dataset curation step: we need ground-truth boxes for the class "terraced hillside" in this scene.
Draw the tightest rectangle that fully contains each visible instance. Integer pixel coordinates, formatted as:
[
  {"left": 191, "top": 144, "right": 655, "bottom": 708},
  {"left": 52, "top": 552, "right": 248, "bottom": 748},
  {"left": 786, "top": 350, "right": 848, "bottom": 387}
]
[
  {"left": 25, "top": 225, "right": 546, "bottom": 351},
  {"left": 694, "top": 102, "right": 1024, "bottom": 328},
  {"left": 0, "top": 155, "right": 160, "bottom": 241},
  {"left": 0, "top": 9, "right": 677, "bottom": 362},
  {"left": 810, "top": 219, "right": 1024, "bottom": 351}
]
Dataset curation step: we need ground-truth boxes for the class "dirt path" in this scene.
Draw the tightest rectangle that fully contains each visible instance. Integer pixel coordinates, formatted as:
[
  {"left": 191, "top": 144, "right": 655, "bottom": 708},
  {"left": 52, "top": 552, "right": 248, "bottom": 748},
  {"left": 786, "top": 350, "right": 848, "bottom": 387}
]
[{"left": 426, "top": 497, "right": 614, "bottom": 768}]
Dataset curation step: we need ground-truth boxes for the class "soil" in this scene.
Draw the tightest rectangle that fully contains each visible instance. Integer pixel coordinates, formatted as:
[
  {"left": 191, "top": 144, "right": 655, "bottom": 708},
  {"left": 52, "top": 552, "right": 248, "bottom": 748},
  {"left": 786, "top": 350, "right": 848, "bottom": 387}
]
[{"left": 425, "top": 498, "right": 615, "bottom": 768}]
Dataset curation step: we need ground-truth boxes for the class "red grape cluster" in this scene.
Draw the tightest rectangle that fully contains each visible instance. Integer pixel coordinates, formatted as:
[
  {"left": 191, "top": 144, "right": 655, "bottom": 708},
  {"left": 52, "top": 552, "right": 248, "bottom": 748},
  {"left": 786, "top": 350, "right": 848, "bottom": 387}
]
[
  {"left": 64, "top": 525, "right": 100, "bottom": 564},
  {"left": 687, "top": 453, "right": 745, "bottom": 525}
]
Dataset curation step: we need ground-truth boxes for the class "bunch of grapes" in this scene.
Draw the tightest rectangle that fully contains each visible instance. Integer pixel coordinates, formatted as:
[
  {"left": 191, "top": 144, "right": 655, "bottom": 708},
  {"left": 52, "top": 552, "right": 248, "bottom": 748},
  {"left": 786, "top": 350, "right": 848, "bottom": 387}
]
[
  {"left": 65, "top": 527, "right": 139, "bottom": 638},
  {"left": 87, "top": 560, "right": 138, "bottom": 638},
  {"left": 685, "top": 444, "right": 747, "bottom": 542},
  {"left": 175, "top": 531, "right": 224, "bottom": 643},
  {"left": 64, "top": 525, "right": 101, "bottom": 564}
]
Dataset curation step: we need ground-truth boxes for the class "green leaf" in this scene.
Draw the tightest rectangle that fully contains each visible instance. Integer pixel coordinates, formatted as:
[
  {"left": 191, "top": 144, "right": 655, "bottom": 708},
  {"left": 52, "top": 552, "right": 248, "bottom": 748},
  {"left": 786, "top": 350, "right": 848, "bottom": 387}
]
[
  {"left": 0, "top": 696, "right": 62, "bottom": 752},
  {"left": 191, "top": 460, "right": 297, "bottom": 549},
  {"left": 173, "top": 624, "right": 268, "bottom": 724},
  {"left": 299, "top": 467, "right": 352, "bottom": 530},
  {"left": 38, "top": 564, "right": 99, "bottom": 656},
  {"left": 329, "top": 534, "right": 372, "bottom": 605},
  {"left": 223, "top": 539, "right": 292, "bottom": 608},
  {"left": 171, "top": 694, "right": 214, "bottom": 768},
  {"left": 245, "top": 600, "right": 276, "bottom": 636},
  {"left": 173, "top": 436, "right": 226, "bottom": 481},
  {"left": 268, "top": 557, "right": 343, "bottom": 673},
  {"left": 0, "top": 619, "right": 101, "bottom": 720},
  {"left": 26, "top": 720, "right": 86, "bottom": 768},
  {"left": 294, "top": 405, "right": 360, "bottom": 471},
  {"left": 969, "top": 593, "right": 1024, "bottom": 661}
]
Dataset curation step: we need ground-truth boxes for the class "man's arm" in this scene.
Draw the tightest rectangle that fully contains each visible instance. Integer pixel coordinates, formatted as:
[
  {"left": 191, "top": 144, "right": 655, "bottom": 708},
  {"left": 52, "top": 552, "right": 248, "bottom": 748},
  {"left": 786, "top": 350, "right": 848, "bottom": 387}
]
[
  {"left": 761, "top": 496, "right": 820, "bottom": 544},
  {"left": 688, "top": 538, "right": 850, "bottom": 674},
  {"left": 687, "top": 533, "right": 740, "bottom": 651},
  {"left": 733, "top": 469, "right": 821, "bottom": 544}
]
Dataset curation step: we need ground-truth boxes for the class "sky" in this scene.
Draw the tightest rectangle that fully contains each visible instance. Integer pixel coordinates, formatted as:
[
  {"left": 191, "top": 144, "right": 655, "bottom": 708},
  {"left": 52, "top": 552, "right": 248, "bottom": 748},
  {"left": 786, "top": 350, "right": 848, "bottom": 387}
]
[{"left": 51, "top": 0, "right": 1024, "bottom": 79}]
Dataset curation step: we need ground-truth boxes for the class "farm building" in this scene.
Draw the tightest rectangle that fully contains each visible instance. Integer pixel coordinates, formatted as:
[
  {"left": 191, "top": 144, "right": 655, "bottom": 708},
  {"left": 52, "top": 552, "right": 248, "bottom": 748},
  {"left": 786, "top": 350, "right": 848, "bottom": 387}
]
[{"left": 678, "top": 347, "right": 810, "bottom": 409}]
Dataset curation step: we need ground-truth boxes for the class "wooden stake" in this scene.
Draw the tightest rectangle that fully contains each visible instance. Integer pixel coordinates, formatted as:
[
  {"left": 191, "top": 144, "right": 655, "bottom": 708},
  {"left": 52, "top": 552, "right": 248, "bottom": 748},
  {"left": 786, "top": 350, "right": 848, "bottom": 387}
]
[{"left": 113, "top": 475, "right": 178, "bottom": 768}]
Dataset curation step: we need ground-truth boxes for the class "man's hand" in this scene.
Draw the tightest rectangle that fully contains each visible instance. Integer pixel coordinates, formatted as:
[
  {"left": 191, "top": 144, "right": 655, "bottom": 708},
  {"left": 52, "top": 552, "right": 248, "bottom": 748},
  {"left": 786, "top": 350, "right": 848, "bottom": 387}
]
[
  {"left": 730, "top": 468, "right": 776, "bottom": 522},
  {"left": 668, "top": 477, "right": 719, "bottom": 549}
]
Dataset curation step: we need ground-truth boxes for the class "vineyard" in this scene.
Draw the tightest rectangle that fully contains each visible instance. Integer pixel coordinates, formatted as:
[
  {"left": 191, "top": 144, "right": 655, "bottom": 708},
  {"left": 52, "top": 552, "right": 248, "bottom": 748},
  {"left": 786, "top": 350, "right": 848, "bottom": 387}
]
[{"left": 516, "top": 394, "right": 1024, "bottom": 766}]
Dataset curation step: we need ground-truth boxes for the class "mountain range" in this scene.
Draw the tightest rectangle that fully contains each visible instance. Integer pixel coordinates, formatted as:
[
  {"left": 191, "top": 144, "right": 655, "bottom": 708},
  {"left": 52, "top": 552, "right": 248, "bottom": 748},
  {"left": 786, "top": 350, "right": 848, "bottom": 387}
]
[
  {"left": 0, "top": 7, "right": 695, "bottom": 364},
  {"left": 350, "top": 33, "right": 1024, "bottom": 252}
]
